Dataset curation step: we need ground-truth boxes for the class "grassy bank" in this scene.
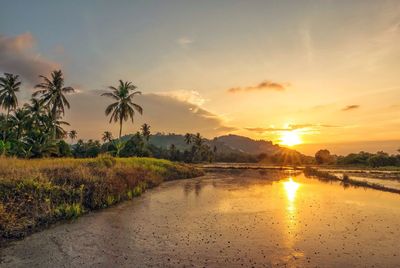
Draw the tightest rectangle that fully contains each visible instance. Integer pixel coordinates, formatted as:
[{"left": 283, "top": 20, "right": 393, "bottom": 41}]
[{"left": 0, "top": 156, "right": 203, "bottom": 244}]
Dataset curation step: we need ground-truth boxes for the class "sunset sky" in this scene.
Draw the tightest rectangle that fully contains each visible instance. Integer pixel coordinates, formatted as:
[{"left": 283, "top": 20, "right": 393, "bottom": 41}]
[{"left": 1, "top": 0, "right": 399, "bottom": 155}]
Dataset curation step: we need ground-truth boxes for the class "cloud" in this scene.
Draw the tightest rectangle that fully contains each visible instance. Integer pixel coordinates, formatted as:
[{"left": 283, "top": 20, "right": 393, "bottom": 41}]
[
  {"left": 157, "top": 90, "right": 206, "bottom": 106},
  {"left": 0, "top": 33, "right": 60, "bottom": 85},
  {"left": 177, "top": 37, "right": 193, "bottom": 47},
  {"left": 227, "top": 80, "right": 289, "bottom": 93},
  {"left": 245, "top": 124, "right": 341, "bottom": 133},
  {"left": 342, "top": 105, "right": 360, "bottom": 111},
  {"left": 65, "top": 91, "right": 236, "bottom": 139},
  {"left": 215, "top": 126, "right": 239, "bottom": 132}
]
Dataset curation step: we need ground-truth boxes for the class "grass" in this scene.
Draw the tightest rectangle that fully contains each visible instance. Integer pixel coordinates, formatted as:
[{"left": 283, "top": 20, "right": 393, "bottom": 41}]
[{"left": 0, "top": 155, "right": 203, "bottom": 245}]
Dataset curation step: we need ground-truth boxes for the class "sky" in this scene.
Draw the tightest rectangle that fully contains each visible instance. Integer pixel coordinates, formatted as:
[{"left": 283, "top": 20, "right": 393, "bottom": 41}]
[{"left": 1, "top": 0, "right": 400, "bottom": 155}]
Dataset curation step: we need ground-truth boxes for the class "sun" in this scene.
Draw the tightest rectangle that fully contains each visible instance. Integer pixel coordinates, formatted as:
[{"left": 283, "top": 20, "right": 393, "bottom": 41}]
[{"left": 279, "top": 131, "right": 301, "bottom": 146}]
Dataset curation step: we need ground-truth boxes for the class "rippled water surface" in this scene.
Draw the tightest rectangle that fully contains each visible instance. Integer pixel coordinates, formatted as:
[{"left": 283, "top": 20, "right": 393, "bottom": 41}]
[{"left": 2, "top": 170, "right": 400, "bottom": 267}]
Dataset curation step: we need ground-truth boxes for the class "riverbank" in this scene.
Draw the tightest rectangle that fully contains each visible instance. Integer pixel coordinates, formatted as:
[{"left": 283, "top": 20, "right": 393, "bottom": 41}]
[{"left": 0, "top": 156, "right": 203, "bottom": 245}]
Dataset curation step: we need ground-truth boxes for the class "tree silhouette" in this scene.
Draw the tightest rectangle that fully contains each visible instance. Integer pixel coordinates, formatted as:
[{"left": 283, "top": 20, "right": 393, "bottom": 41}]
[
  {"left": 102, "top": 131, "right": 113, "bottom": 143},
  {"left": 69, "top": 130, "right": 77, "bottom": 143},
  {"left": 184, "top": 133, "right": 193, "bottom": 145},
  {"left": 101, "top": 80, "right": 143, "bottom": 138},
  {"left": 33, "top": 70, "right": 74, "bottom": 139},
  {"left": 0, "top": 73, "right": 21, "bottom": 141},
  {"left": 141, "top": 123, "right": 151, "bottom": 141}
]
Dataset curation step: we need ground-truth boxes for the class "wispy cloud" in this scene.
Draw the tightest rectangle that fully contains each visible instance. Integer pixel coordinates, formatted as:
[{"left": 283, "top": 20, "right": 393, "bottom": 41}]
[
  {"left": 0, "top": 33, "right": 60, "bottom": 85},
  {"left": 227, "top": 80, "right": 289, "bottom": 93},
  {"left": 157, "top": 90, "right": 206, "bottom": 106},
  {"left": 342, "top": 105, "right": 360, "bottom": 111},
  {"left": 177, "top": 37, "right": 193, "bottom": 47},
  {"left": 245, "top": 124, "right": 341, "bottom": 133}
]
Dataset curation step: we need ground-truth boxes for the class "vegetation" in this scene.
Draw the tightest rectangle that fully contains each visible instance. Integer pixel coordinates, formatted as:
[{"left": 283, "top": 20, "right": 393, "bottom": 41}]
[
  {"left": 314, "top": 149, "right": 400, "bottom": 168},
  {"left": 0, "top": 156, "right": 203, "bottom": 244},
  {"left": 101, "top": 80, "right": 143, "bottom": 138}
]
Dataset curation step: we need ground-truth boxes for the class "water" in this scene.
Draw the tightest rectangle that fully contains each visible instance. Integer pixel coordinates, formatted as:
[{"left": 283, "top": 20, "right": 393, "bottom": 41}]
[{"left": 1, "top": 170, "right": 400, "bottom": 267}]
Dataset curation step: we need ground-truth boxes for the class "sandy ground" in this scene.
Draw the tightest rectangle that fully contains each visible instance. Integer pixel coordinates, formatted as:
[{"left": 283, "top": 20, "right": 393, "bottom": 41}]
[{"left": 1, "top": 169, "right": 400, "bottom": 267}]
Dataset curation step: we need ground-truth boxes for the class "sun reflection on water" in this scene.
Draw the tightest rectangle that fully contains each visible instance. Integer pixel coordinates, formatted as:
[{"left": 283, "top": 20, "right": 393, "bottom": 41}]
[
  {"left": 282, "top": 177, "right": 301, "bottom": 252},
  {"left": 283, "top": 177, "right": 300, "bottom": 203}
]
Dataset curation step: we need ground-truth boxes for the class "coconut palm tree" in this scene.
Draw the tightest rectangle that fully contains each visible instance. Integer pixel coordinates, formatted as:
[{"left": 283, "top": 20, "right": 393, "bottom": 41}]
[
  {"left": 141, "top": 123, "right": 151, "bottom": 141},
  {"left": 33, "top": 70, "right": 75, "bottom": 119},
  {"left": 69, "top": 130, "right": 77, "bottom": 143},
  {"left": 0, "top": 73, "right": 21, "bottom": 141},
  {"left": 24, "top": 98, "right": 46, "bottom": 127},
  {"left": 102, "top": 131, "right": 113, "bottom": 143},
  {"left": 9, "top": 108, "right": 30, "bottom": 140},
  {"left": 101, "top": 80, "right": 143, "bottom": 138}
]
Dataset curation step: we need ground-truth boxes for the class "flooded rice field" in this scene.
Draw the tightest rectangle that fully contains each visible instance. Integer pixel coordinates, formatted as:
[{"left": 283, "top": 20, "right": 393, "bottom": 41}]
[{"left": 1, "top": 169, "right": 400, "bottom": 267}]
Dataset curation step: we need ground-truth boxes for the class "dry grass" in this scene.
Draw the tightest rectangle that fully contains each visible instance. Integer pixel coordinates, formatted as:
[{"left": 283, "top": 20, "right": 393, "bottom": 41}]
[{"left": 0, "top": 155, "right": 203, "bottom": 244}]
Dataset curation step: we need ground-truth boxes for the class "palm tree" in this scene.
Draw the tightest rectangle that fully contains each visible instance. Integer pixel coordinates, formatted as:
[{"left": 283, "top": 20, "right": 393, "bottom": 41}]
[
  {"left": 0, "top": 73, "right": 21, "bottom": 141},
  {"left": 9, "top": 108, "right": 30, "bottom": 140},
  {"left": 24, "top": 98, "right": 46, "bottom": 127},
  {"left": 141, "top": 123, "right": 151, "bottom": 141},
  {"left": 101, "top": 80, "right": 143, "bottom": 138},
  {"left": 102, "top": 131, "right": 113, "bottom": 143},
  {"left": 184, "top": 133, "right": 192, "bottom": 145},
  {"left": 33, "top": 70, "right": 75, "bottom": 119},
  {"left": 69, "top": 130, "right": 77, "bottom": 143}
]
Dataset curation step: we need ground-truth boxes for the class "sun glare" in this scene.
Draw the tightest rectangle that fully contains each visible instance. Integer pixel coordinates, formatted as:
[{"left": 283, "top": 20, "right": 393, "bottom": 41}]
[
  {"left": 283, "top": 178, "right": 300, "bottom": 202},
  {"left": 280, "top": 131, "right": 301, "bottom": 146}
]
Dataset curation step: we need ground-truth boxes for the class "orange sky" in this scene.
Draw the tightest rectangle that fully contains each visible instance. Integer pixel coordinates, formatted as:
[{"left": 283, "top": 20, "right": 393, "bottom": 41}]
[{"left": 1, "top": 1, "right": 400, "bottom": 155}]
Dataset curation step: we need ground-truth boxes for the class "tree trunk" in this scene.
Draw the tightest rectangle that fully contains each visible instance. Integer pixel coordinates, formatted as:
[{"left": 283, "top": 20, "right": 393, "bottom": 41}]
[
  {"left": 119, "top": 118, "right": 123, "bottom": 139},
  {"left": 3, "top": 108, "right": 10, "bottom": 142}
]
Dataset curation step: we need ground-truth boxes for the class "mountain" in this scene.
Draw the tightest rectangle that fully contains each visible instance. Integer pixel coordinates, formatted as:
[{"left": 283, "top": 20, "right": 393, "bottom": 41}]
[
  {"left": 145, "top": 133, "right": 294, "bottom": 156},
  {"left": 213, "top": 134, "right": 282, "bottom": 155}
]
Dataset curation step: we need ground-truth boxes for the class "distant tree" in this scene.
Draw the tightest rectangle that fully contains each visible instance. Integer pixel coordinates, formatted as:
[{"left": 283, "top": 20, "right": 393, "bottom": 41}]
[
  {"left": 168, "top": 144, "right": 179, "bottom": 161},
  {"left": 68, "top": 130, "right": 77, "bottom": 143},
  {"left": 141, "top": 123, "right": 151, "bottom": 141},
  {"left": 0, "top": 73, "right": 21, "bottom": 141},
  {"left": 101, "top": 80, "right": 143, "bottom": 139},
  {"left": 102, "top": 131, "right": 113, "bottom": 143},
  {"left": 315, "top": 149, "right": 334, "bottom": 165},
  {"left": 184, "top": 133, "right": 192, "bottom": 145}
]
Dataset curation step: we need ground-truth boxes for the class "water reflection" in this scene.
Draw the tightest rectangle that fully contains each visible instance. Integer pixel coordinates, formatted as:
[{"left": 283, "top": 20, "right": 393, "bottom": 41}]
[
  {"left": 283, "top": 177, "right": 300, "bottom": 203},
  {"left": 282, "top": 177, "right": 301, "bottom": 252}
]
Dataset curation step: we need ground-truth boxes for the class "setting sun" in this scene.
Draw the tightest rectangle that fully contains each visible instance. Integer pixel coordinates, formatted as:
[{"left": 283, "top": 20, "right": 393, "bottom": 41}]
[{"left": 279, "top": 131, "right": 302, "bottom": 147}]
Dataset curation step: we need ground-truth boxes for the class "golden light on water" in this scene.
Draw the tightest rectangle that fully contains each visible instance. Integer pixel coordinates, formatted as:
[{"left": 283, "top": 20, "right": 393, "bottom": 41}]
[
  {"left": 283, "top": 177, "right": 300, "bottom": 203},
  {"left": 279, "top": 131, "right": 302, "bottom": 147}
]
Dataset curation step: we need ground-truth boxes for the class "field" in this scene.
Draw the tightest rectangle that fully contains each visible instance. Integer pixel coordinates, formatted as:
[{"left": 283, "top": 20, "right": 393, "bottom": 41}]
[{"left": 0, "top": 156, "right": 203, "bottom": 245}]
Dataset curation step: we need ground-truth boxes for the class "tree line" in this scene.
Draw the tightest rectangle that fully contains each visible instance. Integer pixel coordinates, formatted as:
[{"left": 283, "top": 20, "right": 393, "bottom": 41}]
[
  {"left": 0, "top": 70, "right": 219, "bottom": 162},
  {"left": 315, "top": 149, "right": 400, "bottom": 167}
]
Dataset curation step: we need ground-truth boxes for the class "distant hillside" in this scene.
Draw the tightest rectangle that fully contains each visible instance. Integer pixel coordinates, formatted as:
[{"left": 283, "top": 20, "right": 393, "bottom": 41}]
[
  {"left": 213, "top": 134, "right": 282, "bottom": 155},
  {"left": 122, "top": 133, "right": 299, "bottom": 156}
]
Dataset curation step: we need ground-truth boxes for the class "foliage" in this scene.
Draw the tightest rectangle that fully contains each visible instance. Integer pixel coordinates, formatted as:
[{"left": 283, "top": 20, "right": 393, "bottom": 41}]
[
  {"left": 315, "top": 149, "right": 337, "bottom": 164},
  {"left": 101, "top": 80, "right": 143, "bottom": 138},
  {"left": 0, "top": 157, "right": 203, "bottom": 243}
]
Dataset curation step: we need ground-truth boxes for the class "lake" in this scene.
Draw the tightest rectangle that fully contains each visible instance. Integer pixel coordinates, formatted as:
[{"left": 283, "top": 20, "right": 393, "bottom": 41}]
[{"left": 1, "top": 169, "right": 400, "bottom": 267}]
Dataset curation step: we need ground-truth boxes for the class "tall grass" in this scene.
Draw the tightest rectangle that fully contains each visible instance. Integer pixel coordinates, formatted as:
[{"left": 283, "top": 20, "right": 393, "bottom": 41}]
[{"left": 0, "top": 155, "right": 203, "bottom": 244}]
